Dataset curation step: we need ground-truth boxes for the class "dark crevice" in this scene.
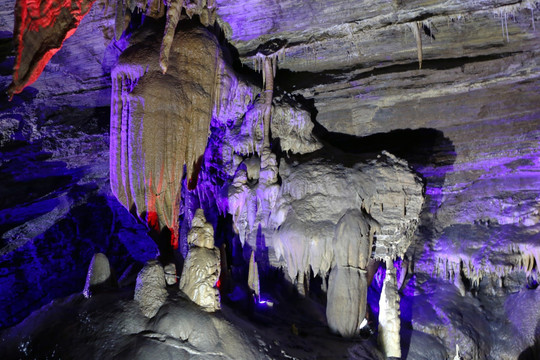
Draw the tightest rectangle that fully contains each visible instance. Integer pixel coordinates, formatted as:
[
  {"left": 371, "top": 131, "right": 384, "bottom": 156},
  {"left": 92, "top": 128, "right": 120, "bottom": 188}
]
[{"left": 277, "top": 51, "right": 523, "bottom": 93}]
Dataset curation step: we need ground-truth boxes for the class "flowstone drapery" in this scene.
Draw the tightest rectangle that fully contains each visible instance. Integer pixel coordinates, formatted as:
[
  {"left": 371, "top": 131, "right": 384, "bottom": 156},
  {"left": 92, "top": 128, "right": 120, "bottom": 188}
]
[{"left": 110, "top": 26, "right": 225, "bottom": 247}]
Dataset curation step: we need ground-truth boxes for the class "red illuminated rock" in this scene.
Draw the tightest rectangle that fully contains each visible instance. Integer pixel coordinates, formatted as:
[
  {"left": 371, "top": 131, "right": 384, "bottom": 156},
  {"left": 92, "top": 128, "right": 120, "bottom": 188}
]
[{"left": 8, "top": 0, "right": 97, "bottom": 99}]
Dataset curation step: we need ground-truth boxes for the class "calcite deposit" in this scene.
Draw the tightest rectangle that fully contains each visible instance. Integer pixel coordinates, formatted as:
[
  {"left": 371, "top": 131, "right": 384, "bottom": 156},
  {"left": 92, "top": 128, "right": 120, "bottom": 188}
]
[
  {"left": 110, "top": 25, "right": 225, "bottom": 247},
  {"left": 2, "top": 0, "right": 540, "bottom": 358},
  {"left": 179, "top": 209, "right": 221, "bottom": 312}
]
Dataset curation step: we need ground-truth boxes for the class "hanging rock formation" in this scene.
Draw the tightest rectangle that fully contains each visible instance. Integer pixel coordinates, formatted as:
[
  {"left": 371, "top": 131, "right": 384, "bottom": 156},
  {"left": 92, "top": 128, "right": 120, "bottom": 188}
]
[
  {"left": 110, "top": 25, "right": 226, "bottom": 247},
  {"left": 179, "top": 208, "right": 221, "bottom": 312},
  {"left": 326, "top": 209, "right": 379, "bottom": 337},
  {"left": 7, "top": 0, "right": 97, "bottom": 99},
  {"left": 228, "top": 148, "right": 280, "bottom": 246},
  {"left": 267, "top": 152, "right": 424, "bottom": 280}
]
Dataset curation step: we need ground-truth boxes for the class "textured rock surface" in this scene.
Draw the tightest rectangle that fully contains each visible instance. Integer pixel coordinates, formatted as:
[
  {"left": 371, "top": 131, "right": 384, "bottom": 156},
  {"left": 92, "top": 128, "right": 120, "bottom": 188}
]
[
  {"left": 268, "top": 151, "right": 424, "bottom": 279},
  {"left": 110, "top": 25, "right": 225, "bottom": 247},
  {"left": 7, "top": 0, "right": 97, "bottom": 98},
  {"left": 179, "top": 209, "right": 221, "bottom": 312},
  {"left": 326, "top": 209, "right": 377, "bottom": 337},
  {"left": 1, "top": 0, "right": 540, "bottom": 357},
  {"left": 83, "top": 252, "right": 116, "bottom": 297},
  {"left": 0, "top": 0, "right": 159, "bottom": 329},
  {"left": 134, "top": 260, "right": 168, "bottom": 318}
]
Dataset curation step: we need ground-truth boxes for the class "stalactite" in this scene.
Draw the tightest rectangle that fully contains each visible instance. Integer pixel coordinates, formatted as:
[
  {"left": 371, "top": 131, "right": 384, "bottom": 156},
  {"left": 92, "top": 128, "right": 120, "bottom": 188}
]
[
  {"left": 111, "top": 26, "right": 225, "bottom": 248},
  {"left": 159, "top": 0, "right": 217, "bottom": 74},
  {"left": 410, "top": 21, "right": 423, "bottom": 69},
  {"left": 159, "top": 0, "right": 184, "bottom": 73},
  {"left": 251, "top": 39, "right": 287, "bottom": 148}
]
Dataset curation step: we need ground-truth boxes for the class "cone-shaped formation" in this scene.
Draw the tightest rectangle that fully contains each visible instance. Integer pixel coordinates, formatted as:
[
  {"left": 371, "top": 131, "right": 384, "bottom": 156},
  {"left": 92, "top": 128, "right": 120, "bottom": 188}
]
[
  {"left": 251, "top": 39, "right": 287, "bottom": 147},
  {"left": 83, "top": 253, "right": 117, "bottom": 298},
  {"left": 7, "top": 0, "right": 97, "bottom": 99},
  {"left": 160, "top": 0, "right": 217, "bottom": 73},
  {"left": 248, "top": 251, "right": 260, "bottom": 300},
  {"left": 179, "top": 209, "right": 221, "bottom": 312}
]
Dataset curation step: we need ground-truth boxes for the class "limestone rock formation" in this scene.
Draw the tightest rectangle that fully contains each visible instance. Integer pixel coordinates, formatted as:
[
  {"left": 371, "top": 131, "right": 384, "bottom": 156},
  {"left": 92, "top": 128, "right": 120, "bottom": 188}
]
[
  {"left": 7, "top": 0, "right": 97, "bottom": 99},
  {"left": 271, "top": 96, "right": 322, "bottom": 154},
  {"left": 179, "top": 209, "right": 221, "bottom": 312},
  {"left": 134, "top": 260, "right": 168, "bottom": 318},
  {"left": 268, "top": 151, "right": 424, "bottom": 280},
  {"left": 378, "top": 258, "right": 401, "bottom": 359},
  {"left": 228, "top": 148, "right": 280, "bottom": 246},
  {"left": 83, "top": 252, "right": 117, "bottom": 298},
  {"left": 164, "top": 263, "right": 177, "bottom": 286},
  {"left": 326, "top": 210, "right": 378, "bottom": 337},
  {"left": 110, "top": 25, "right": 226, "bottom": 246}
]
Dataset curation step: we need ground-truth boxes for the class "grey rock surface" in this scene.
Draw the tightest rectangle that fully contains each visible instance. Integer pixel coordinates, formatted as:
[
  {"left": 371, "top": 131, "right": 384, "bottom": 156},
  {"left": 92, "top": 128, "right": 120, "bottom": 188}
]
[
  {"left": 134, "top": 260, "right": 168, "bottom": 318},
  {"left": 83, "top": 253, "right": 116, "bottom": 298}
]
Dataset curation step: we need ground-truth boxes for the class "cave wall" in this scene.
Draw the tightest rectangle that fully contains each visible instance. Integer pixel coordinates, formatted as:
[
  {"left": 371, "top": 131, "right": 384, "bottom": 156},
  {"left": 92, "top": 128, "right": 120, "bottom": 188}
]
[
  {"left": 0, "top": 2, "right": 157, "bottom": 329},
  {"left": 0, "top": 0, "right": 539, "bottom": 358}
]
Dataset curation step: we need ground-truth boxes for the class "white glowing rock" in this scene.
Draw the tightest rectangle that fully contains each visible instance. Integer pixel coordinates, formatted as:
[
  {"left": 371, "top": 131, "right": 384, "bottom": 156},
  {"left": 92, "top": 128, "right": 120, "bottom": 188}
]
[
  {"left": 134, "top": 260, "right": 168, "bottom": 318},
  {"left": 378, "top": 258, "right": 401, "bottom": 359},
  {"left": 179, "top": 209, "right": 221, "bottom": 312},
  {"left": 228, "top": 148, "right": 279, "bottom": 246},
  {"left": 83, "top": 253, "right": 116, "bottom": 298},
  {"left": 454, "top": 344, "right": 462, "bottom": 360}
]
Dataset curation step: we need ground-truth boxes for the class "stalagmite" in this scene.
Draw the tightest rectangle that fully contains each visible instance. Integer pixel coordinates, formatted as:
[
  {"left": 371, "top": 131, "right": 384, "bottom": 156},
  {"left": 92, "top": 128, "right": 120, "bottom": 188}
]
[
  {"left": 378, "top": 258, "right": 401, "bottom": 359},
  {"left": 83, "top": 253, "right": 117, "bottom": 298},
  {"left": 134, "top": 260, "right": 168, "bottom": 318},
  {"left": 179, "top": 209, "right": 221, "bottom": 312},
  {"left": 164, "top": 263, "right": 177, "bottom": 285},
  {"left": 326, "top": 209, "right": 379, "bottom": 337},
  {"left": 248, "top": 251, "right": 260, "bottom": 301}
]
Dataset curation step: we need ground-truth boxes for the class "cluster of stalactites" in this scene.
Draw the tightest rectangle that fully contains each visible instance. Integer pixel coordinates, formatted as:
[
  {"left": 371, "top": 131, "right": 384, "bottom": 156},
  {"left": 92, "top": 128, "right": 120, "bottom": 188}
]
[
  {"left": 432, "top": 243, "right": 540, "bottom": 292},
  {"left": 106, "top": 0, "right": 166, "bottom": 40},
  {"left": 493, "top": 0, "right": 538, "bottom": 40},
  {"left": 160, "top": 0, "right": 217, "bottom": 73},
  {"left": 252, "top": 49, "right": 285, "bottom": 88}
]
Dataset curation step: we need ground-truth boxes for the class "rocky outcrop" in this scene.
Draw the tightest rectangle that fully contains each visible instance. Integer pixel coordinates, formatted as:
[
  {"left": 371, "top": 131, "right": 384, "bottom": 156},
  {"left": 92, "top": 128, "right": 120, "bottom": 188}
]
[
  {"left": 7, "top": 0, "right": 97, "bottom": 98},
  {"left": 134, "top": 260, "right": 168, "bottom": 318}
]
